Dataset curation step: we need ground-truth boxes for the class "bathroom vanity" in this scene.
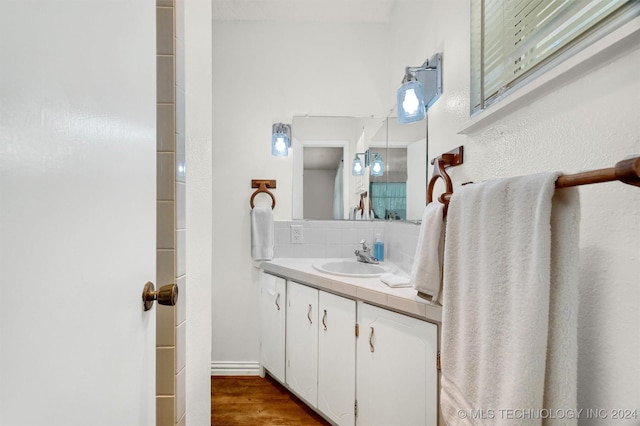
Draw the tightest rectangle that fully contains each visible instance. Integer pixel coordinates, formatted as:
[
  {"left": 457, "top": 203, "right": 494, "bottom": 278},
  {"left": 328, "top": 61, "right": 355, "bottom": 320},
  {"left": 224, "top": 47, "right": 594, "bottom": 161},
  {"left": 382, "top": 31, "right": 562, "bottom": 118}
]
[{"left": 259, "top": 258, "right": 442, "bottom": 426}]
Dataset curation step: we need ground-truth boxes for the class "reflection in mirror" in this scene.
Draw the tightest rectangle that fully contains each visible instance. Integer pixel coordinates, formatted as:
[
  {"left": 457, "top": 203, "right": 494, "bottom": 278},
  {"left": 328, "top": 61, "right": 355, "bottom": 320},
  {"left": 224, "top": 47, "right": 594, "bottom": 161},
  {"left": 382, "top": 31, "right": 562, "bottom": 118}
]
[
  {"left": 370, "top": 116, "right": 426, "bottom": 221},
  {"left": 292, "top": 116, "right": 386, "bottom": 220},
  {"left": 292, "top": 115, "right": 426, "bottom": 221},
  {"left": 303, "top": 147, "right": 343, "bottom": 220}
]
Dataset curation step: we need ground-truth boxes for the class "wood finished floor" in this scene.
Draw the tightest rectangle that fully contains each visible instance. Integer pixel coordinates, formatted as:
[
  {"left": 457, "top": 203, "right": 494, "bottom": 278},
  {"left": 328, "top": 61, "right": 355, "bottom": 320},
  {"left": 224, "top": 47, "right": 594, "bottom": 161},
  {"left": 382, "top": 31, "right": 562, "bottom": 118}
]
[{"left": 211, "top": 375, "right": 331, "bottom": 426}]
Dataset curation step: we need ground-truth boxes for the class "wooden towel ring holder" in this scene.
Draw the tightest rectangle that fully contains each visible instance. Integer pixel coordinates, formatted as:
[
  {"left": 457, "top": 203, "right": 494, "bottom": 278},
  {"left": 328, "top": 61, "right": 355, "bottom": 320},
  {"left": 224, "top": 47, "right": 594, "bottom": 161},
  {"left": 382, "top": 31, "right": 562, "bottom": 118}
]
[
  {"left": 250, "top": 179, "right": 276, "bottom": 209},
  {"left": 427, "top": 146, "right": 464, "bottom": 214}
]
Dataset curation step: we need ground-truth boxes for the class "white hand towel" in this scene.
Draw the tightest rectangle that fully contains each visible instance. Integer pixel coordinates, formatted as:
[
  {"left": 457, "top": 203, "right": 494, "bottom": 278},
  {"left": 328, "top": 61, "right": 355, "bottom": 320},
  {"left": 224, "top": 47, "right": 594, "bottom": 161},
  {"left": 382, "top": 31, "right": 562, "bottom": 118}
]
[
  {"left": 440, "top": 173, "right": 579, "bottom": 426},
  {"left": 251, "top": 206, "right": 274, "bottom": 260},
  {"left": 410, "top": 202, "right": 444, "bottom": 301},
  {"left": 381, "top": 272, "right": 411, "bottom": 288}
]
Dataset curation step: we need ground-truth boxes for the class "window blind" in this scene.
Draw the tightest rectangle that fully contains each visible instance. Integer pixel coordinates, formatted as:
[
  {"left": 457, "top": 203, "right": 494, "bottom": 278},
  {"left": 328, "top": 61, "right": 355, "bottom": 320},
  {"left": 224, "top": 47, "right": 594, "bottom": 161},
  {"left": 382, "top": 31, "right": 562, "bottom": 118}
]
[{"left": 471, "top": 0, "right": 634, "bottom": 114}]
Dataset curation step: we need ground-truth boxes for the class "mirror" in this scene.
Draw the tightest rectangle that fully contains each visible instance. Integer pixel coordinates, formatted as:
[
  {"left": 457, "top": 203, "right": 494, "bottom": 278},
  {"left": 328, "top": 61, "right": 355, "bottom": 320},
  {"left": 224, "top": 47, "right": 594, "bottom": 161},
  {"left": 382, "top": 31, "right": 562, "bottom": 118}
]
[
  {"left": 370, "top": 115, "right": 427, "bottom": 221},
  {"left": 292, "top": 114, "right": 426, "bottom": 221},
  {"left": 292, "top": 116, "right": 386, "bottom": 220}
]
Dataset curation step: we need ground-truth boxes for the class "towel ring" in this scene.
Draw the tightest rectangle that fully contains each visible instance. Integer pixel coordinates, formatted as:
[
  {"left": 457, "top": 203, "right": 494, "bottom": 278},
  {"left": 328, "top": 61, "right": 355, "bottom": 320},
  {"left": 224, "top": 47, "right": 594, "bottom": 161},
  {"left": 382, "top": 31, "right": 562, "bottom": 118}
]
[{"left": 250, "top": 179, "right": 276, "bottom": 209}]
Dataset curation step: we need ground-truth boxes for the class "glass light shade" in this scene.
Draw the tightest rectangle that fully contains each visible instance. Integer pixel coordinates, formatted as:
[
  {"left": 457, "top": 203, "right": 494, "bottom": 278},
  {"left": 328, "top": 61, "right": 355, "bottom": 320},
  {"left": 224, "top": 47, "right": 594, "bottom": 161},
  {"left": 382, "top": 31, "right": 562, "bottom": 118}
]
[
  {"left": 352, "top": 157, "right": 364, "bottom": 175},
  {"left": 397, "top": 80, "right": 426, "bottom": 124},
  {"left": 271, "top": 132, "right": 290, "bottom": 157},
  {"left": 370, "top": 155, "right": 384, "bottom": 176}
]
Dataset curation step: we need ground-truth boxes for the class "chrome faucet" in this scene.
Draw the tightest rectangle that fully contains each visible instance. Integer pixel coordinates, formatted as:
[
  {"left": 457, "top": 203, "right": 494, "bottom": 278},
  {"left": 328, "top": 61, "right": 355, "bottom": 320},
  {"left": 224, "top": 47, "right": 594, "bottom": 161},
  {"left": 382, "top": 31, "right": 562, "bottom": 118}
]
[{"left": 355, "top": 240, "right": 379, "bottom": 264}]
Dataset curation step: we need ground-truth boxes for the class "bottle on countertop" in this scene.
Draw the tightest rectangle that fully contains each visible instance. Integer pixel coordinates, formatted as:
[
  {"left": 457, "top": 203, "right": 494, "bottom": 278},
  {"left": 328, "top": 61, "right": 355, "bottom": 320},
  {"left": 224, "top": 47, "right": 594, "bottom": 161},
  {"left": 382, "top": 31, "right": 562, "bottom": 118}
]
[{"left": 373, "top": 233, "right": 384, "bottom": 261}]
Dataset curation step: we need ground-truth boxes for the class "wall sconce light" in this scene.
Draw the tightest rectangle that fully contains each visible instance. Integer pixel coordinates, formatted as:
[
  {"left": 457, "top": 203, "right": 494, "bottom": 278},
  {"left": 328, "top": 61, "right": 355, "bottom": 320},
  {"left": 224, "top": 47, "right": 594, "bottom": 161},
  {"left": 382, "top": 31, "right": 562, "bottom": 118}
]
[
  {"left": 370, "top": 153, "right": 384, "bottom": 176},
  {"left": 271, "top": 123, "right": 291, "bottom": 157},
  {"left": 352, "top": 155, "right": 365, "bottom": 176},
  {"left": 397, "top": 53, "right": 442, "bottom": 124},
  {"left": 352, "top": 149, "right": 384, "bottom": 176}
]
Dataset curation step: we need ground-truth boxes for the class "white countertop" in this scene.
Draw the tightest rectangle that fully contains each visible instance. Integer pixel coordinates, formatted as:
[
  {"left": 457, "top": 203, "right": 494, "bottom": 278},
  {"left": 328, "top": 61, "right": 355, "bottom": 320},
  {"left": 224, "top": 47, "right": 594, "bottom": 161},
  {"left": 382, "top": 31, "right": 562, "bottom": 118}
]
[{"left": 260, "top": 258, "right": 442, "bottom": 324}]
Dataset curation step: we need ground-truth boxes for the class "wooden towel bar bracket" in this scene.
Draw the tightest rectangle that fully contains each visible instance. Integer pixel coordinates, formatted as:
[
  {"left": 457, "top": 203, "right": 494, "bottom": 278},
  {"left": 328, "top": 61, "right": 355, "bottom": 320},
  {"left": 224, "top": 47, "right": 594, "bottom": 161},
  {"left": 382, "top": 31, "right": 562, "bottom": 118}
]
[
  {"left": 427, "top": 146, "right": 464, "bottom": 214},
  {"left": 250, "top": 179, "right": 276, "bottom": 209}
]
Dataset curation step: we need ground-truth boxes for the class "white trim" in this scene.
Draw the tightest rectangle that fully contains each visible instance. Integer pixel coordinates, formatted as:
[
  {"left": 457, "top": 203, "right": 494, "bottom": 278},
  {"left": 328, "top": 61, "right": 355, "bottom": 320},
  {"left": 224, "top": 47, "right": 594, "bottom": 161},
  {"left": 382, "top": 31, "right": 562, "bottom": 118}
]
[
  {"left": 211, "top": 361, "right": 262, "bottom": 376},
  {"left": 459, "top": 14, "right": 640, "bottom": 135}
]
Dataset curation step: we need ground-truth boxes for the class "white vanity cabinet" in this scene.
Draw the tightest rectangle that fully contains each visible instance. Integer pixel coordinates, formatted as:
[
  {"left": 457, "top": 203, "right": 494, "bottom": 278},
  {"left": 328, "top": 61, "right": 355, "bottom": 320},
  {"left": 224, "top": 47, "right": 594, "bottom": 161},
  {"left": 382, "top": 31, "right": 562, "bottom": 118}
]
[
  {"left": 318, "top": 291, "right": 356, "bottom": 426},
  {"left": 285, "top": 281, "right": 357, "bottom": 425},
  {"left": 356, "top": 302, "right": 439, "bottom": 426},
  {"left": 259, "top": 268, "right": 439, "bottom": 426},
  {"left": 259, "top": 272, "right": 286, "bottom": 383},
  {"left": 285, "top": 280, "right": 319, "bottom": 407}
]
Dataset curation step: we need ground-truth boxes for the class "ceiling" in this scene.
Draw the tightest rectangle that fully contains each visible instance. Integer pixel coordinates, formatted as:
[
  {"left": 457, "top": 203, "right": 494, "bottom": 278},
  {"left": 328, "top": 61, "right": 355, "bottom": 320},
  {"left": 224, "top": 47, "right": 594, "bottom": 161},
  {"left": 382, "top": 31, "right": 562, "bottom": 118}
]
[{"left": 211, "top": 0, "right": 397, "bottom": 23}]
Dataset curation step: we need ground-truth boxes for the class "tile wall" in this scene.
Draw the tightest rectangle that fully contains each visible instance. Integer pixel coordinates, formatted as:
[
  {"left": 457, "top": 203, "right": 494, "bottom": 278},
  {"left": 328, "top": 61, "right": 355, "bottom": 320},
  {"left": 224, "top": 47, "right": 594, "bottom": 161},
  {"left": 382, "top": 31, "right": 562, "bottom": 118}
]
[
  {"left": 274, "top": 220, "right": 422, "bottom": 275},
  {"left": 156, "top": 1, "right": 186, "bottom": 425}
]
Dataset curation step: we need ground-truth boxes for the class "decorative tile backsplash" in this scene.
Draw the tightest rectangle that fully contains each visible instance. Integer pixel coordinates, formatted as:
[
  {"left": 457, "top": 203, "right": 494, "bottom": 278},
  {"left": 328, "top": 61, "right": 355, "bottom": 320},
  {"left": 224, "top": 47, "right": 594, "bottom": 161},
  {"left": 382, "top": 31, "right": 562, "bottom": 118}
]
[{"left": 274, "top": 220, "right": 421, "bottom": 275}]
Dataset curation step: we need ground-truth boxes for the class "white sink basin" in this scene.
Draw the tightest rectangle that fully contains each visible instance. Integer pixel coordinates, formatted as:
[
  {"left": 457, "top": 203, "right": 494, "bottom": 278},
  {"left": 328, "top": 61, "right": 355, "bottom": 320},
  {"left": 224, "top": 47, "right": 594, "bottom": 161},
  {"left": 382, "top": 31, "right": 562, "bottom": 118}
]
[{"left": 313, "top": 260, "right": 394, "bottom": 277}]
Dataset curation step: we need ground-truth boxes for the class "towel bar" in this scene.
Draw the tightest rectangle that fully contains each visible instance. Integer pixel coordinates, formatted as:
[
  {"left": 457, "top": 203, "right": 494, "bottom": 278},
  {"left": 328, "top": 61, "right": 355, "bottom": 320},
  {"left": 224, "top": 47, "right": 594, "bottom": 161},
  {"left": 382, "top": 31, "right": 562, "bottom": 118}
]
[
  {"left": 555, "top": 156, "right": 640, "bottom": 188},
  {"left": 436, "top": 155, "right": 640, "bottom": 204}
]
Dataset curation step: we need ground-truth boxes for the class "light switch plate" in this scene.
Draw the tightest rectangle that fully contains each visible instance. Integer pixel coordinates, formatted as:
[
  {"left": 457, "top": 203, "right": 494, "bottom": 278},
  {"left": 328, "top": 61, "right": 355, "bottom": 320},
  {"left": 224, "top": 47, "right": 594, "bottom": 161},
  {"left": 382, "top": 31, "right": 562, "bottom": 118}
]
[{"left": 291, "top": 225, "right": 303, "bottom": 244}]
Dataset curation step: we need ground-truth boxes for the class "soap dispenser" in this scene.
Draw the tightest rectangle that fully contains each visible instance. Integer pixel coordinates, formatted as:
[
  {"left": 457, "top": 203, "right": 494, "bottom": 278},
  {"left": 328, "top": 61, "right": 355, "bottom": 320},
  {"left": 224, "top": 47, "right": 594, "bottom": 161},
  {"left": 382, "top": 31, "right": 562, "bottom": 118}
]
[{"left": 373, "top": 233, "right": 384, "bottom": 261}]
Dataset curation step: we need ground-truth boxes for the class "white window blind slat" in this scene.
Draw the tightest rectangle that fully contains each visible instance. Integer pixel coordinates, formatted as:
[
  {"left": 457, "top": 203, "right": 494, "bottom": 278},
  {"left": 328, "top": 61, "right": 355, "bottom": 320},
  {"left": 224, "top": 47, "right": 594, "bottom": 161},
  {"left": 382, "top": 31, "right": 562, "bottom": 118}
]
[
  {"left": 471, "top": 0, "right": 634, "bottom": 114},
  {"left": 507, "top": 0, "right": 567, "bottom": 48},
  {"left": 483, "top": 0, "right": 507, "bottom": 103},
  {"left": 508, "top": 0, "right": 627, "bottom": 78},
  {"left": 470, "top": 0, "right": 483, "bottom": 109}
]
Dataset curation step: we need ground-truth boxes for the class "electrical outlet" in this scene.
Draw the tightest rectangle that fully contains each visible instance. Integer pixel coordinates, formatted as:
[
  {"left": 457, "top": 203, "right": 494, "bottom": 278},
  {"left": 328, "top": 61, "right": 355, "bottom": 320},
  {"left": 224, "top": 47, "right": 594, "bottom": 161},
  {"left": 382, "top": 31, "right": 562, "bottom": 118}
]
[{"left": 291, "top": 225, "right": 303, "bottom": 244}]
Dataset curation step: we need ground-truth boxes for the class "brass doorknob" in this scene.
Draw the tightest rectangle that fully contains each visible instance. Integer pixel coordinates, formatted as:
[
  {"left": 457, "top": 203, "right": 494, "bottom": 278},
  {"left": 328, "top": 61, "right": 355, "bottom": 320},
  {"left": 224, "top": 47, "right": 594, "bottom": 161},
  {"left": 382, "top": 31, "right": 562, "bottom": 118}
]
[{"left": 142, "top": 282, "right": 178, "bottom": 311}]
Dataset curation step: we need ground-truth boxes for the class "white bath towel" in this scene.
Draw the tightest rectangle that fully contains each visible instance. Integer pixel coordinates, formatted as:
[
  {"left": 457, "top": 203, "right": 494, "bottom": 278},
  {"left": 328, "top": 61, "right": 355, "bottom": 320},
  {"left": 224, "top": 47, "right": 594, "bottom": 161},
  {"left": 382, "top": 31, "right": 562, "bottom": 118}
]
[
  {"left": 410, "top": 202, "right": 445, "bottom": 301},
  {"left": 251, "top": 206, "right": 274, "bottom": 260},
  {"left": 440, "top": 173, "right": 580, "bottom": 426}
]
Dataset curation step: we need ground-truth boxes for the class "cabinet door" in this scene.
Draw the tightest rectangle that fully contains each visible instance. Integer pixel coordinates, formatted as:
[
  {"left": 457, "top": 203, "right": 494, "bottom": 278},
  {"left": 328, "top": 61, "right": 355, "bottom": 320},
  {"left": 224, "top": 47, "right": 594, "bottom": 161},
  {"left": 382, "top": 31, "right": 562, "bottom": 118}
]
[
  {"left": 318, "top": 291, "right": 356, "bottom": 426},
  {"left": 286, "top": 281, "right": 319, "bottom": 408},
  {"left": 356, "top": 303, "right": 438, "bottom": 426},
  {"left": 259, "top": 272, "right": 286, "bottom": 383}
]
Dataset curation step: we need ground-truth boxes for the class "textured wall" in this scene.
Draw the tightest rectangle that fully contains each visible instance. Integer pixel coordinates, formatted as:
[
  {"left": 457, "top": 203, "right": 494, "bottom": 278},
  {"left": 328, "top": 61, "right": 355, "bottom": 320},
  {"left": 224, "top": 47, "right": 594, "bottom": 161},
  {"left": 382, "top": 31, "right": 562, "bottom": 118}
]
[{"left": 419, "top": 3, "right": 640, "bottom": 421}]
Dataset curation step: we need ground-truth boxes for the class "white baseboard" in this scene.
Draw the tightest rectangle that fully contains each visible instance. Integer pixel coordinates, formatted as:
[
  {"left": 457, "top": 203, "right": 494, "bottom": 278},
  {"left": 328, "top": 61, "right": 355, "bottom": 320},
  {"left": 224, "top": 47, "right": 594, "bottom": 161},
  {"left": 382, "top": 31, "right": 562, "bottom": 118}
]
[{"left": 211, "top": 361, "right": 262, "bottom": 376}]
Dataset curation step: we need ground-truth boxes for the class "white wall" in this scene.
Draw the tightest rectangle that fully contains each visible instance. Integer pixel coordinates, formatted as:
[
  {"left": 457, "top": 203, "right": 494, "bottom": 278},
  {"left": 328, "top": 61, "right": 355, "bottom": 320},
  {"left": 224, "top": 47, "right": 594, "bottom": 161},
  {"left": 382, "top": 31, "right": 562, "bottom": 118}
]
[
  {"left": 211, "top": 21, "right": 390, "bottom": 367},
  {"left": 210, "top": 1, "right": 640, "bottom": 417},
  {"left": 183, "top": 0, "right": 213, "bottom": 423},
  {"left": 413, "top": 2, "right": 640, "bottom": 422}
]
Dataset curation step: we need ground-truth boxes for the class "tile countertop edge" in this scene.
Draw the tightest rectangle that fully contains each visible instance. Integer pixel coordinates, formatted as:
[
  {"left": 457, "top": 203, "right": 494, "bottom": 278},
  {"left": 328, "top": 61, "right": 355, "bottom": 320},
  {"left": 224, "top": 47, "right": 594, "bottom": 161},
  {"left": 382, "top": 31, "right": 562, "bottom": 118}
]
[{"left": 259, "top": 258, "right": 442, "bottom": 325}]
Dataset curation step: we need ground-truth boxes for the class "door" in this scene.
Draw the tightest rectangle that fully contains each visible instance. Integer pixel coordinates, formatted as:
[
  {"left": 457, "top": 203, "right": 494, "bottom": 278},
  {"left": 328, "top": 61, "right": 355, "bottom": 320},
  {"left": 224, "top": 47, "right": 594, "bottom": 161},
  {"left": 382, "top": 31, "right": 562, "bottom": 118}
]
[
  {"left": 356, "top": 303, "right": 438, "bottom": 426},
  {"left": 318, "top": 291, "right": 356, "bottom": 426},
  {"left": 0, "top": 1, "right": 157, "bottom": 425},
  {"left": 259, "top": 272, "right": 286, "bottom": 383},
  {"left": 286, "top": 281, "right": 319, "bottom": 407}
]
